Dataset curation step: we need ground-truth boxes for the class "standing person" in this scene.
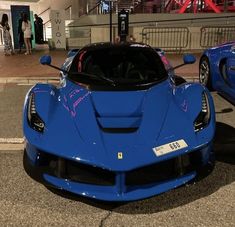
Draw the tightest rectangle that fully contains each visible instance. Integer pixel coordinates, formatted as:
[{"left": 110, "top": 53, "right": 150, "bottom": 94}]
[
  {"left": 18, "top": 12, "right": 24, "bottom": 53},
  {"left": 22, "top": 13, "right": 32, "bottom": 55},
  {"left": 101, "top": 1, "right": 109, "bottom": 14},
  {"left": 0, "top": 13, "right": 14, "bottom": 56},
  {"left": 34, "top": 14, "right": 43, "bottom": 44}
]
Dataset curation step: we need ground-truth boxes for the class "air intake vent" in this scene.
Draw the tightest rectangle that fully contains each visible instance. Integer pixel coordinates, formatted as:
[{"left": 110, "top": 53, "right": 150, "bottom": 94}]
[{"left": 97, "top": 116, "right": 141, "bottom": 133}]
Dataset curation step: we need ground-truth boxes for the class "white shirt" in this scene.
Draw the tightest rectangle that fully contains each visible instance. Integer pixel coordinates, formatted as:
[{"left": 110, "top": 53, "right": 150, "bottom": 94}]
[{"left": 22, "top": 20, "right": 32, "bottom": 38}]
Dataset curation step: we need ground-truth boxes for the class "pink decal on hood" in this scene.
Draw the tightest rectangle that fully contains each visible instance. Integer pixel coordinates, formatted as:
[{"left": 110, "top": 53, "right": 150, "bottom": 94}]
[
  {"left": 71, "top": 91, "right": 90, "bottom": 117},
  {"left": 69, "top": 89, "right": 83, "bottom": 98},
  {"left": 63, "top": 95, "right": 67, "bottom": 102},
  {"left": 63, "top": 103, "right": 70, "bottom": 112},
  {"left": 62, "top": 90, "right": 90, "bottom": 117}
]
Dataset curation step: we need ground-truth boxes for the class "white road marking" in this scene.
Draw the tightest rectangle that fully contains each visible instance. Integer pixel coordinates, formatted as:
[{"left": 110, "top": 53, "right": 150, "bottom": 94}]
[
  {"left": 0, "top": 144, "right": 24, "bottom": 151},
  {"left": 0, "top": 138, "right": 24, "bottom": 144},
  {"left": 0, "top": 138, "right": 24, "bottom": 151},
  {"left": 0, "top": 77, "right": 58, "bottom": 84},
  {"left": 17, "top": 83, "right": 34, "bottom": 86}
]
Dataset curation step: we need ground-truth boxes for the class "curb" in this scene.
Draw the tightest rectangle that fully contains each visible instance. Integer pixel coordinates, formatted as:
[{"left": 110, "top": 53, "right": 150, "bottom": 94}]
[{"left": 0, "top": 138, "right": 24, "bottom": 151}]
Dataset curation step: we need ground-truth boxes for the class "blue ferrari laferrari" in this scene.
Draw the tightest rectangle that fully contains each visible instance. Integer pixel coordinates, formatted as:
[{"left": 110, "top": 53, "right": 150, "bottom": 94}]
[
  {"left": 23, "top": 42, "right": 215, "bottom": 201},
  {"left": 199, "top": 41, "right": 235, "bottom": 104}
]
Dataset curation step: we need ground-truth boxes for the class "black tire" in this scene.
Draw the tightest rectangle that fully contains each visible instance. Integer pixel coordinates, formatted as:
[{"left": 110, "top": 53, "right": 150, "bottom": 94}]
[{"left": 199, "top": 56, "right": 213, "bottom": 90}]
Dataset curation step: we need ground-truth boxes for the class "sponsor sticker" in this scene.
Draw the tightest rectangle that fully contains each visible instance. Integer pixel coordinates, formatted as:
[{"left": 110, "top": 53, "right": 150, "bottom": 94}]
[{"left": 153, "top": 139, "right": 188, "bottom": 157}]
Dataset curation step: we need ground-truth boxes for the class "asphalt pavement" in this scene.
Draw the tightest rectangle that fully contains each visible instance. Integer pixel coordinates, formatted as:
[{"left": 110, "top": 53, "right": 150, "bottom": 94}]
[{"left": 0, "top": 48, "right": 234, "bottom": 227}]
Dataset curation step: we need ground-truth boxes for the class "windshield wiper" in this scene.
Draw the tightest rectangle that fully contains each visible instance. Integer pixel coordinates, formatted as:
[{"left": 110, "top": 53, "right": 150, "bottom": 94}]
[{"left": 69, "top": 72, "right": 116, "bottom": 86}]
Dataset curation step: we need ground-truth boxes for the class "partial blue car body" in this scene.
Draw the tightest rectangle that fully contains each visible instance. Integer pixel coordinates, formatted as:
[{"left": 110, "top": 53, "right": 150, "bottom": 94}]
[
  {"left": 23, "top": 42, "right": 215, "bottom": 201},
  {"left": 199, "top": 41, "right": 235, "bottom": 104}
]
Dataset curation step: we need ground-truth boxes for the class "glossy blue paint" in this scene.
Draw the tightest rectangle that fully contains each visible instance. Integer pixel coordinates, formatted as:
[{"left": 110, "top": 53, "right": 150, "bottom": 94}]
[
  {"left": 40, "top": 55, "right": 51, "bottom": 65},
  {"left": 201, "top": 41, "right": 235, "bottom": 104},
  {"left": 183, "top": 54, "right": 196, "bottom": 64},
  {"left": 23, "top": 43, "right": 216, "bottom": 201}
]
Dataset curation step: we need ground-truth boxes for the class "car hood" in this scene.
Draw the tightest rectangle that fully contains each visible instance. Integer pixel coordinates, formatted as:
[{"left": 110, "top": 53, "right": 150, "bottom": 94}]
[
  {"left": 67, "top": 83, "right": 170, "bottom": 144},
  {"left": 57, "top": 81, "right": 171, "bottom": 168}
]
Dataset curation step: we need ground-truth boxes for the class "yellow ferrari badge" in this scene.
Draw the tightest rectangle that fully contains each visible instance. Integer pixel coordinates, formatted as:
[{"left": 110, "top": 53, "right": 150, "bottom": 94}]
[{"left": 118, "top": 152, "right": 123, "bottom": 159}]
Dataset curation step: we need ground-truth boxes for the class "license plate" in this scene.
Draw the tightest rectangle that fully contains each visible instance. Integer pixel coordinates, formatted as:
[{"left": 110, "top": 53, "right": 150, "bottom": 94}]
[{"left": 153, "top": 139, "right": 188, "bottom": 157}]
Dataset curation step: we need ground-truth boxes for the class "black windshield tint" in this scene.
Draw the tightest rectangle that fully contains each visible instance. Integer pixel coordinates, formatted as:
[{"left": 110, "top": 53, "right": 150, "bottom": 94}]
[{"left": 69, "top": 46, "right": 168, "bottom": 86}]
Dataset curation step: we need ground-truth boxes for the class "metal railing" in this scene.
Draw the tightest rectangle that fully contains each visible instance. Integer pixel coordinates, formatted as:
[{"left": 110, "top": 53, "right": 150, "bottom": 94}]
[
  {"left": 136, "top": 0, "right": 235, "bottom": 13},
  {"left": 38, "top": 7, "right": 51, "bottom": 17},
  {"left": 64, "top": 25, "right": 235, "bottom": 51},
  {"left": 141, "top": 27, "right": 190, "bottom": 51},
  {"left": 200, "top": 26, "right": 235, "bottom": 48},
  {"left": 86, "top": 0, "right": 102, "bottom": 15}
]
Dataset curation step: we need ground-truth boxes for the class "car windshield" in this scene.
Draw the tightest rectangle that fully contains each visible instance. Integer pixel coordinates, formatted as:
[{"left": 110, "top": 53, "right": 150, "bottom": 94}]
[{"left": 68, "top": 45, "right": 168, "bottom": 88}]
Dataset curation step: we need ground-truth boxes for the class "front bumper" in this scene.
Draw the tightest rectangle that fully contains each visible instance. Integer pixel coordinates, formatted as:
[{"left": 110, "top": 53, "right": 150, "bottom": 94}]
[{"left": 23, "top": 142, "right": 214, "bottom": 201}]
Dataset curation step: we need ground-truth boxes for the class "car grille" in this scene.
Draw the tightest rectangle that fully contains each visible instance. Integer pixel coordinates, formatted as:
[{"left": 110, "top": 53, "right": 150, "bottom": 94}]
[
  {"left": 64, "top": 160, "right": 116, "bottom": 186},
  {"left": 126, "top": 152, "right": 197, "bottom": 186},
  {"left": 36, "top": 150, "right": 201, "bottom": 187},
  {"left": 37, "top": 151, "right": 115, "bottom": 186}
]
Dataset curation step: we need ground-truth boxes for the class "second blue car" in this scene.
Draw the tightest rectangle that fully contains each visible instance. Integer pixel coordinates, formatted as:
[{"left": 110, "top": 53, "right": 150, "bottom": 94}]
[{"left": 199, "top": 41, "right": 235, "bottom": 104}]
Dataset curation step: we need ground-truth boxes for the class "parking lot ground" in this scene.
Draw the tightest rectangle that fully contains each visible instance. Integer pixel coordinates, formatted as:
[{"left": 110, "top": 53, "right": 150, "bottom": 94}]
[
  {"left": 0, "top": 83, "right": 234, "bottom": 227},
  {"left": 0, "top": 49, "right": 67, "bottom": 79}
]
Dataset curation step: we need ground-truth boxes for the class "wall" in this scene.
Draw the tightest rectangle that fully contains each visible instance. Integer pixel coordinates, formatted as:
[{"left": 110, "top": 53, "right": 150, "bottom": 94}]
[{"left": 0, "top": 1, "right": 38, "bottom": 13}]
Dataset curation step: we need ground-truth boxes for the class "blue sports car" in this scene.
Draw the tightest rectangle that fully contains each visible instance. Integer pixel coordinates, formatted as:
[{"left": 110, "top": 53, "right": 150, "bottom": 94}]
[
  {"left": 199, "top": 41, "right": 235, "bottom": 104},
  {"left": 23, "top": 42, "right": 215, "bottom": 201}
]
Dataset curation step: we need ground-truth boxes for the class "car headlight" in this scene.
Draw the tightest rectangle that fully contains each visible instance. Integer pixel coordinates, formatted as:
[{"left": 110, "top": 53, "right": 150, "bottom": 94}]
[
  {"left": 194, "top": 92, "right": 210, "bottom": 132},
  {"left": 27, "top": 93, "right": 45, "bottom": 133}
]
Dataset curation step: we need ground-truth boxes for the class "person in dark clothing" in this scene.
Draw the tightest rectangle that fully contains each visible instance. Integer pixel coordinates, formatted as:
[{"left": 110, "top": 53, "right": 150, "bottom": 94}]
[
  {"left": 18, "top": 12, "right": 24, "bottom": 53},
  {"left": 34, "top": 14, "right": 43, "bottom": 44}
]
